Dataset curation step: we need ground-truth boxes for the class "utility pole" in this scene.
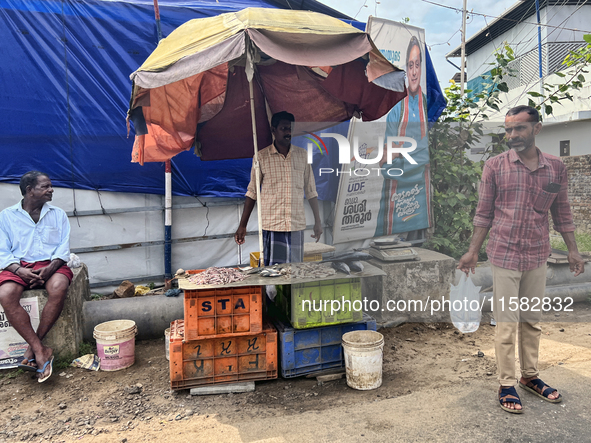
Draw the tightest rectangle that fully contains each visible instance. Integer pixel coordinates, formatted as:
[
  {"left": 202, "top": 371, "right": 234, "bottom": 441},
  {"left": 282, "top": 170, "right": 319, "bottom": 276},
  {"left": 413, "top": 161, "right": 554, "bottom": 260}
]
[{"left": 460, "top": 0, "right": 467, "bottom": 96}]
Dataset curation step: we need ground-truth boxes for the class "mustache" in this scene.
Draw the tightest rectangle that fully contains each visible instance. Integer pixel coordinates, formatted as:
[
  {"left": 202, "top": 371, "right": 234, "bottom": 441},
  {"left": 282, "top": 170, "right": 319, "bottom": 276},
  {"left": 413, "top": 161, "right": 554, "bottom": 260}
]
[{"left": 507, "top": 138, "right": 525, "bottom": 145}]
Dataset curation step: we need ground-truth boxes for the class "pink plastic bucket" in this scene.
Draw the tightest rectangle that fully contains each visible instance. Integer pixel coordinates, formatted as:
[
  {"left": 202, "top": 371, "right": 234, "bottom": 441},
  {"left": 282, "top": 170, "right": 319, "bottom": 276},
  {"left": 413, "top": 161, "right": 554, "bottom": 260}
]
[{"left": 93, "top": 320, "right": 137, "bottom": 371}]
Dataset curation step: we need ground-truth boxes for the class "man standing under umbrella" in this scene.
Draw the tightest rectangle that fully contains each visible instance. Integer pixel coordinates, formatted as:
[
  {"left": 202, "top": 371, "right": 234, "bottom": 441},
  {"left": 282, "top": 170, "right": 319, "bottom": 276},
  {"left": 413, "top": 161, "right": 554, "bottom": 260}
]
[{"left": 234, "top": 111, "right": 322, "bottom": 265}]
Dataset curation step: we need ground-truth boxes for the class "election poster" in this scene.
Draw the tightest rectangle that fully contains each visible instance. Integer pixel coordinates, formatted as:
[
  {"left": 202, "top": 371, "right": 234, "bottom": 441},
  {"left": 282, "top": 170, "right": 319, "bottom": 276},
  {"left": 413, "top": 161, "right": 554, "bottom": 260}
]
[
  {"left": 332, "top": 19, "right": 431, "bottom": 243},
  {"left": 0, "top": 297, "right": 39, "bottom": 370}
]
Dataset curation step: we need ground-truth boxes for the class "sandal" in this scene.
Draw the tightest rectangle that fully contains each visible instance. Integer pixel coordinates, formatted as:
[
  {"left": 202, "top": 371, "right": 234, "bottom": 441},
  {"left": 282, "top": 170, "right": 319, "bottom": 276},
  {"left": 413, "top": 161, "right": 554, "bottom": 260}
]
[
  {"left": 17, "top": 358, "right": 38, "bottom": 373},
  {"left": 499, "top": 386, "right": 524, "bottom": 414},
  {"left": 519, "top": 378, "right": 562, "bottom": 403}
]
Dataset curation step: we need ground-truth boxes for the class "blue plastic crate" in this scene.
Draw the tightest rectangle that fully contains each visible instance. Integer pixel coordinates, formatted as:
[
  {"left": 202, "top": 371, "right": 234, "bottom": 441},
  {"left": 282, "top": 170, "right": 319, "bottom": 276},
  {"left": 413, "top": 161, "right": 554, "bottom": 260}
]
[{"left": 273, "top": 314, "right": 377, "bottom": 378}]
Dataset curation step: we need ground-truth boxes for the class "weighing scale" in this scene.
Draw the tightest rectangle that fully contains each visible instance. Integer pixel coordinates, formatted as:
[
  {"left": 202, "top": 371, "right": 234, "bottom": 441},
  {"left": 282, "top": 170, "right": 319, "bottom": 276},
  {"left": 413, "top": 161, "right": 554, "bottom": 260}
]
[{"left": 368, "top": 238, "right": 420, "bottom": 262}]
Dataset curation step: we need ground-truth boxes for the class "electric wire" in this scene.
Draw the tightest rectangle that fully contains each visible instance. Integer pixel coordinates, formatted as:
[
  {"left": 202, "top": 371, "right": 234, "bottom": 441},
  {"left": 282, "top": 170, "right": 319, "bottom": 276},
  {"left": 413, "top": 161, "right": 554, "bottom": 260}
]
[{"left": 421, "top": 0, "right": 591, "bottom": 33}]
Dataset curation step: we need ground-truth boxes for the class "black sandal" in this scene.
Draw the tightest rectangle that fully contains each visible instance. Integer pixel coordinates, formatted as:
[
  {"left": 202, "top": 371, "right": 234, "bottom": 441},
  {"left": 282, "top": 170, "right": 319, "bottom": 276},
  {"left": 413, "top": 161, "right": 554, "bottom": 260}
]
[
  {"left": 499, "top": 386, "right": 524, "bottom": 414},
  {"left": 519, "top": 378, "right": 562, "bottom": 403}
]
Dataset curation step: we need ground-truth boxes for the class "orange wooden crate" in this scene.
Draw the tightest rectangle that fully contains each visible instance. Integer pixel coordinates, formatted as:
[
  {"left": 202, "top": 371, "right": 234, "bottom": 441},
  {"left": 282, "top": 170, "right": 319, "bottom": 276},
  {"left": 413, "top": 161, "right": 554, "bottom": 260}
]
[
  {"left": 169, "top": 319, "right": 278, "bottom": 390},
  {"left": 184, "top": 270, "right": 263, "bottom": 340}
]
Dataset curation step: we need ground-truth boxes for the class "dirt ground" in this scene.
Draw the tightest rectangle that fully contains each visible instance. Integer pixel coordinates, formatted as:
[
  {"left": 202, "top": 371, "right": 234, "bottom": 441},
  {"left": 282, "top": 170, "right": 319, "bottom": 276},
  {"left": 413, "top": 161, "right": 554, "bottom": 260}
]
[{"left": 1, "top": 304, "right": 591, "bottom": 443}]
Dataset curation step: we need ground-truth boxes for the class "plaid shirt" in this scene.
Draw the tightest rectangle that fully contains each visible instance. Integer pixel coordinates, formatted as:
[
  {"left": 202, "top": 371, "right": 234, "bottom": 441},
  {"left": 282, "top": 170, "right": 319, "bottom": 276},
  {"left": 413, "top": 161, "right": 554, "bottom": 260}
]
[
  {"left": 474, "top": 148, "right": 575, "bottom": 271},
  {"left": 246, "top": 144, "right": 318, "bottom": 232}
]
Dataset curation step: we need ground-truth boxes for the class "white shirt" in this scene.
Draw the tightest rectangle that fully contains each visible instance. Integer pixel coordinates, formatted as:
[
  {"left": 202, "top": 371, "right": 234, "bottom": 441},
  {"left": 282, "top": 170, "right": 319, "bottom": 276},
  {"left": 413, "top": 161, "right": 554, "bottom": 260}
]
[{"left": 0, "top": 201, "right": 70, "bottom": 269}]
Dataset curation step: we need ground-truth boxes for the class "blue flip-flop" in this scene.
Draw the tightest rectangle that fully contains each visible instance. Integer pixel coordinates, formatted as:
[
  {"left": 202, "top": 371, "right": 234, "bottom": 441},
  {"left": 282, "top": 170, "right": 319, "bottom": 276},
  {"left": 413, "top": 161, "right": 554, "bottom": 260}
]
[
  {"left": 17, "top": 358, "right": 37, "bottom": 372},
  {"left": 37, "top": 356, "right": 54, "bottom": 383}
]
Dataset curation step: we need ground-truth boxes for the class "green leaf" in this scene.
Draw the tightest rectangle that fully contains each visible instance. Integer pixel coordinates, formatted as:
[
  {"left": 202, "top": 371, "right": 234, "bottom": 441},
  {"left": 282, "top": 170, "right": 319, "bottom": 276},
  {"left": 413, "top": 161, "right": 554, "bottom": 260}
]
[
  {"left": 497, "top": 83, "right": 509, "bottom": 93},
  {"left": 528, "top": 98, "right": 537, "bottom": 108},
  {"left": 555, "top": 71, "right": 566, "bottom": 77},
  {"left": 545, "top": 105, "right": 553, "bottom": 115},
  {"left": 584, "top": 34, "right": 591, "bottom": 43},
  {"left": 527, "top": 91, "right": 543, "bottom": 97},
  {"left": 578, "top": 74, "right": 586, "bottom": 82}
]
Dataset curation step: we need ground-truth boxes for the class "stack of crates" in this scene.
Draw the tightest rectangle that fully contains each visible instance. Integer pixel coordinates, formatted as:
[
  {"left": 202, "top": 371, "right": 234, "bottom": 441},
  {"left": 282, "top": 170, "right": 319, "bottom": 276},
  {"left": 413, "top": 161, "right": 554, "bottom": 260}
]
[
  {"left": 272, "top": 276, "right": 377, "bottom": 378},
  {"left": 169, "top": 271, "right": 278, "bottom": 390}
]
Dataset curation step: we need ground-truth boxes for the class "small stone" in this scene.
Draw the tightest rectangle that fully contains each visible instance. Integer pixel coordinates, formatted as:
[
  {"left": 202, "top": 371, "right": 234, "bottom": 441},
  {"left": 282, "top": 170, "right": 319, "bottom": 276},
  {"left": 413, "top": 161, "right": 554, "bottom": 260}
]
[
  {"left": 125, "top": 386, "right": 142, "bottom": 395},
  {"left": 113, "top": 281, "right": 135, "bottom": 298},
  {"left": 58, "top": 404, "right": 67, "bottom": 410},
  {"left": 284, "top": 386, "right": 289, "bottom": 390},
  {"left": 121, "top": 439, "right": 128, "bottom": 443},
  {"left": 59, "top": 372, "right": 66, "bottom": 377},
  {"left": 486, "top": 372, "right": 493, "bottom": 376},
  {"left": 558, "top": 362, "right": 564, "bottom": 365},
  {"left": 477, "top": 351, "right": 484, "bottom": 358},
  {"left": 559, "top": 329, "right": 565, "bottom": 332}
]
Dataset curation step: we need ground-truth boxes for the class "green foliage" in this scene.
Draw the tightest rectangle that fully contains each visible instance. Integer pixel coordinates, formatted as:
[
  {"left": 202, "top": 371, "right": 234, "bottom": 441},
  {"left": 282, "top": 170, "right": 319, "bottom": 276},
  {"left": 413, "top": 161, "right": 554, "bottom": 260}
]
[
  {"left": 425, "top": 46, "right": 515, "bottom": 259},
  {"left": 79, "top": 341, "right": 96, "bottom": 356},
  {"left": 550, "top": 232, "right": 591, "bottom": 253},
  {"left": 0, "top": 369, "right": 24, "bottom": 380}
]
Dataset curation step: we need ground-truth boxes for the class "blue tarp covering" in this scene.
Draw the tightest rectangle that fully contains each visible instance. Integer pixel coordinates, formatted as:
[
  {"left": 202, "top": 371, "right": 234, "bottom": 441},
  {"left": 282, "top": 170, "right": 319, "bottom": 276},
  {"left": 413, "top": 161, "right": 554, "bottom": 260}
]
[{"left": 0, "top": 1, "right": 444, "bottom": 199}]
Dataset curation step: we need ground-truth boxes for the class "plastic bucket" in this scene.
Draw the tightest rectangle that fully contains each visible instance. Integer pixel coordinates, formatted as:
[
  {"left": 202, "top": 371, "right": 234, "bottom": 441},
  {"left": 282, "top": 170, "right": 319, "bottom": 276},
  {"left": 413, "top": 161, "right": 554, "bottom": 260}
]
[
  {"left": 165, "top": 327, "right": 170, "bottom": 361},
  {"left": 342, "top": 330, "right": 384, "bottom": 390},
  {"left": 93, "top": 320, "right": 137, "bottom": 371}
]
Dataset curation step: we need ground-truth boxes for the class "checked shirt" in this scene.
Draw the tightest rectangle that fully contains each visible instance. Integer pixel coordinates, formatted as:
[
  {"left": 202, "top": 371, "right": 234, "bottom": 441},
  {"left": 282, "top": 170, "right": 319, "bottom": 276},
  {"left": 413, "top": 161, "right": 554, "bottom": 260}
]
[{"left": 473, "top": 148, "right": 575, "bottom": 271}]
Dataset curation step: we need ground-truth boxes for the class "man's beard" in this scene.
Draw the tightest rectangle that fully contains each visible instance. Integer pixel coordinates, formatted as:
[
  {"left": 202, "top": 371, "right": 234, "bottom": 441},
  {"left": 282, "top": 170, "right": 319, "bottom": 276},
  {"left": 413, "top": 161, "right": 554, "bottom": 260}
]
[{"left": 508, "top": 139, "right": 528, "bottom": 152}]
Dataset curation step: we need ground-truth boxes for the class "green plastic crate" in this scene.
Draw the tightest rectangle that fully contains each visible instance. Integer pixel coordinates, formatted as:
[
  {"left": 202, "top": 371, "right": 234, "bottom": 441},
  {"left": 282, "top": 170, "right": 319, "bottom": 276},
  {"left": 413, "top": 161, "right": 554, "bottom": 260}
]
[{"left": 274, "top": 278, "right": 363, "bottom": 329}]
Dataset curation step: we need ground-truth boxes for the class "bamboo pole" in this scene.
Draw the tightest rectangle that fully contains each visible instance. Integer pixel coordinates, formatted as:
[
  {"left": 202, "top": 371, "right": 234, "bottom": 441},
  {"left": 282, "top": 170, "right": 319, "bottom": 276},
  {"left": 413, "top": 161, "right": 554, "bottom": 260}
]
[{"left": 249, "top": 78, "right": 264, "bottom": 267}]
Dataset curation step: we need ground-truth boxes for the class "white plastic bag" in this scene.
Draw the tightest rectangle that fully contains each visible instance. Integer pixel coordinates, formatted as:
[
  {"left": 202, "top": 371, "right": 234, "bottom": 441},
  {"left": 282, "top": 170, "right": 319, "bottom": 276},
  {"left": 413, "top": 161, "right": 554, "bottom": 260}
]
[
  {"left": 67, "top": 253, "right": 81, "bottom": 268},
  {"left": 449, "top": 274, "right": 482, "bottom": 333},
  {"left": 265, "top": 285, "right": 277, "bottom": 302}
]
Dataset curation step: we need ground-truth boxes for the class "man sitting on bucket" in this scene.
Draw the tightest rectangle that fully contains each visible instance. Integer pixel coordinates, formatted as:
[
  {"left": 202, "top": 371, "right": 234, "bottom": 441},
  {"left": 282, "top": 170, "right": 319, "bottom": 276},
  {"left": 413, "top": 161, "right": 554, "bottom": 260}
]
[
  {"left": 234, "top": 111, "right": 322, "bottom": 265},
  {"left": 0, "top": 171, "right": 72, "bottom": 383}
]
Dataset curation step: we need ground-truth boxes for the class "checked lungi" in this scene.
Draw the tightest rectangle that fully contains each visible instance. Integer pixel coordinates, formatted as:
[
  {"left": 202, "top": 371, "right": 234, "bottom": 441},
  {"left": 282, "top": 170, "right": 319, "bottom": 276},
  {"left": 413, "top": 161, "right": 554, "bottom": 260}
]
[{"left": 262, "top": 230, "right": 304, "bottom": 266}]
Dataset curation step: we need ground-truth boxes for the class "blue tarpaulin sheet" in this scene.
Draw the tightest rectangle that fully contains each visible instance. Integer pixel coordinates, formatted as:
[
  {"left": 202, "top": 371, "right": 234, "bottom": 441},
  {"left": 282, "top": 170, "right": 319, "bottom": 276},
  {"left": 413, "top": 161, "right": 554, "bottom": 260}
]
[{"left": 0, "top": 1, "right": 444, "bottom": 199}]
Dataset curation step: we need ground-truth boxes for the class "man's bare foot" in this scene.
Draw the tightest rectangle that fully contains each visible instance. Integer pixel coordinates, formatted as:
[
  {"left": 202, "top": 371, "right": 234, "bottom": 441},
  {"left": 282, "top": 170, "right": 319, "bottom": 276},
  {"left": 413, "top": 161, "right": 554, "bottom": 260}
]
[
  {"left": 20, "top": 347, "right": 37, "bottom": 368},
  {"left": 33, "top": 346, "right": 53, "bottom": 381},
  {"left": 519, "top": 376, "right": 561, "bottom": 402}
]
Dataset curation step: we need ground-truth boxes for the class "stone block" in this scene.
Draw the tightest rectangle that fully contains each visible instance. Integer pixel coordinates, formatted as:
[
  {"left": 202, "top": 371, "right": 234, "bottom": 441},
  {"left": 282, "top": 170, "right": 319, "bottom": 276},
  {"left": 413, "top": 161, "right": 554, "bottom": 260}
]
[
  {"left": 20, "top": 264, "right": 91, "bottom": 358},
  {"left": 362, "top": 248, "right": 456, "bottom": 324}
]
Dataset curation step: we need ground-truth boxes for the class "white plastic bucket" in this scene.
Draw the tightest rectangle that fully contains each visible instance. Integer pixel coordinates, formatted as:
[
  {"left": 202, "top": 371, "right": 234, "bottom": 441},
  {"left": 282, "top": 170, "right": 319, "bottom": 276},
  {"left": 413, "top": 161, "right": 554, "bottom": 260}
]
[
  {"left": 165, "top": 327, "right": 171, "bottom": 361},
  {"left": 342, "top": 330, "right": 384, "bottom": 390},
  {"left": 93, "top": 320, "right": 137, "bottom": 371}
]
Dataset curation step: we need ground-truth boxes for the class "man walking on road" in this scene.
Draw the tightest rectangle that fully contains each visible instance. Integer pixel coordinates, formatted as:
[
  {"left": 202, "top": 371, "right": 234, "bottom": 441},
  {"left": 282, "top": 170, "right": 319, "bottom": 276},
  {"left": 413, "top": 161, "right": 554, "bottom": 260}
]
[{"left": 458, "top": 105, "right": 585, "bottom": 413}]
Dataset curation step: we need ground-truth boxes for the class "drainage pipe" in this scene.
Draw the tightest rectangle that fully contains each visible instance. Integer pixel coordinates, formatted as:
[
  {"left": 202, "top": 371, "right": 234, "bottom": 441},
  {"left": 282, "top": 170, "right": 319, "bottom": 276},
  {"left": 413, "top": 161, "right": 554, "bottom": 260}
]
[{"left": 83, "top": 295, "right": 183, "bottom": 341}]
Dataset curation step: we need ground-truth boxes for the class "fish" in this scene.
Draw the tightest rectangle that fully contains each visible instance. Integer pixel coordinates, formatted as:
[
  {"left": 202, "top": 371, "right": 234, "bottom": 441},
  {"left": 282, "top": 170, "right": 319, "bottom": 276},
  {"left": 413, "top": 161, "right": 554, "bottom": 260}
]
[
  {"left": 331, "top": 261, "right": 351, "bottom": 275},
  {"left": 347, "top": 261, "right": 364, "bottom": 273}
]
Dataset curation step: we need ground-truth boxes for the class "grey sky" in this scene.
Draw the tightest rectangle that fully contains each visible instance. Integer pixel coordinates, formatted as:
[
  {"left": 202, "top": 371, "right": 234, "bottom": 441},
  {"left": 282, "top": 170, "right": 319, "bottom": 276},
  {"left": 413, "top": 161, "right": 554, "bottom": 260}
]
[{"left": 319, "top": 0, "right": 518, "bottom": 89}]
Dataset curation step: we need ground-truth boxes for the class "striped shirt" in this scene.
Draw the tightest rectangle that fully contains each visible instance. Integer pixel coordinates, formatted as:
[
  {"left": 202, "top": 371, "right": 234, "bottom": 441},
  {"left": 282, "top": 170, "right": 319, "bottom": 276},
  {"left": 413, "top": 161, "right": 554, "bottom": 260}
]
[
  {"left": 474, "top": 148, "right": 575, "bottom": 271},
  {"left": 246, "top": 143, "right": 318, "bottom": 232}
]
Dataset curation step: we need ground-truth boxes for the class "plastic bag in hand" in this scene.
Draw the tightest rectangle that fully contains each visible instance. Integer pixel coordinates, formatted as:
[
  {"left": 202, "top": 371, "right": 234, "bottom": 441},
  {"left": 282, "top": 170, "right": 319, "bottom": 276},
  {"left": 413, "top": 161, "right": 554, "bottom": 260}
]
[{"left": 449, "top": 273, "right": 482, "bottom": 333}]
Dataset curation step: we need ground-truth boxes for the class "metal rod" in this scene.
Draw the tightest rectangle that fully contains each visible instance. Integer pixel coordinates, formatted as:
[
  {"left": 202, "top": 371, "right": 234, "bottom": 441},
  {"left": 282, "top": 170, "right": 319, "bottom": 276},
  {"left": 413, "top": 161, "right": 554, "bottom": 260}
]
[
  {"left": 153, "top": 0, "right": 163, "bottom": 42},
  {"left": 64, "top": 199, "right": 244, "bottom": 218},
  {"left": 460, "top": 0, "right": 467, "bottom": 96},
  {"left": 535, "top": 0, "right": 545, "bottom": 114},
  {"left": 164, "top": 160, "right": 172, "bottom": 280},
  {"left": 71, "top": 224, "right": 326, "bottom": 255}
]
